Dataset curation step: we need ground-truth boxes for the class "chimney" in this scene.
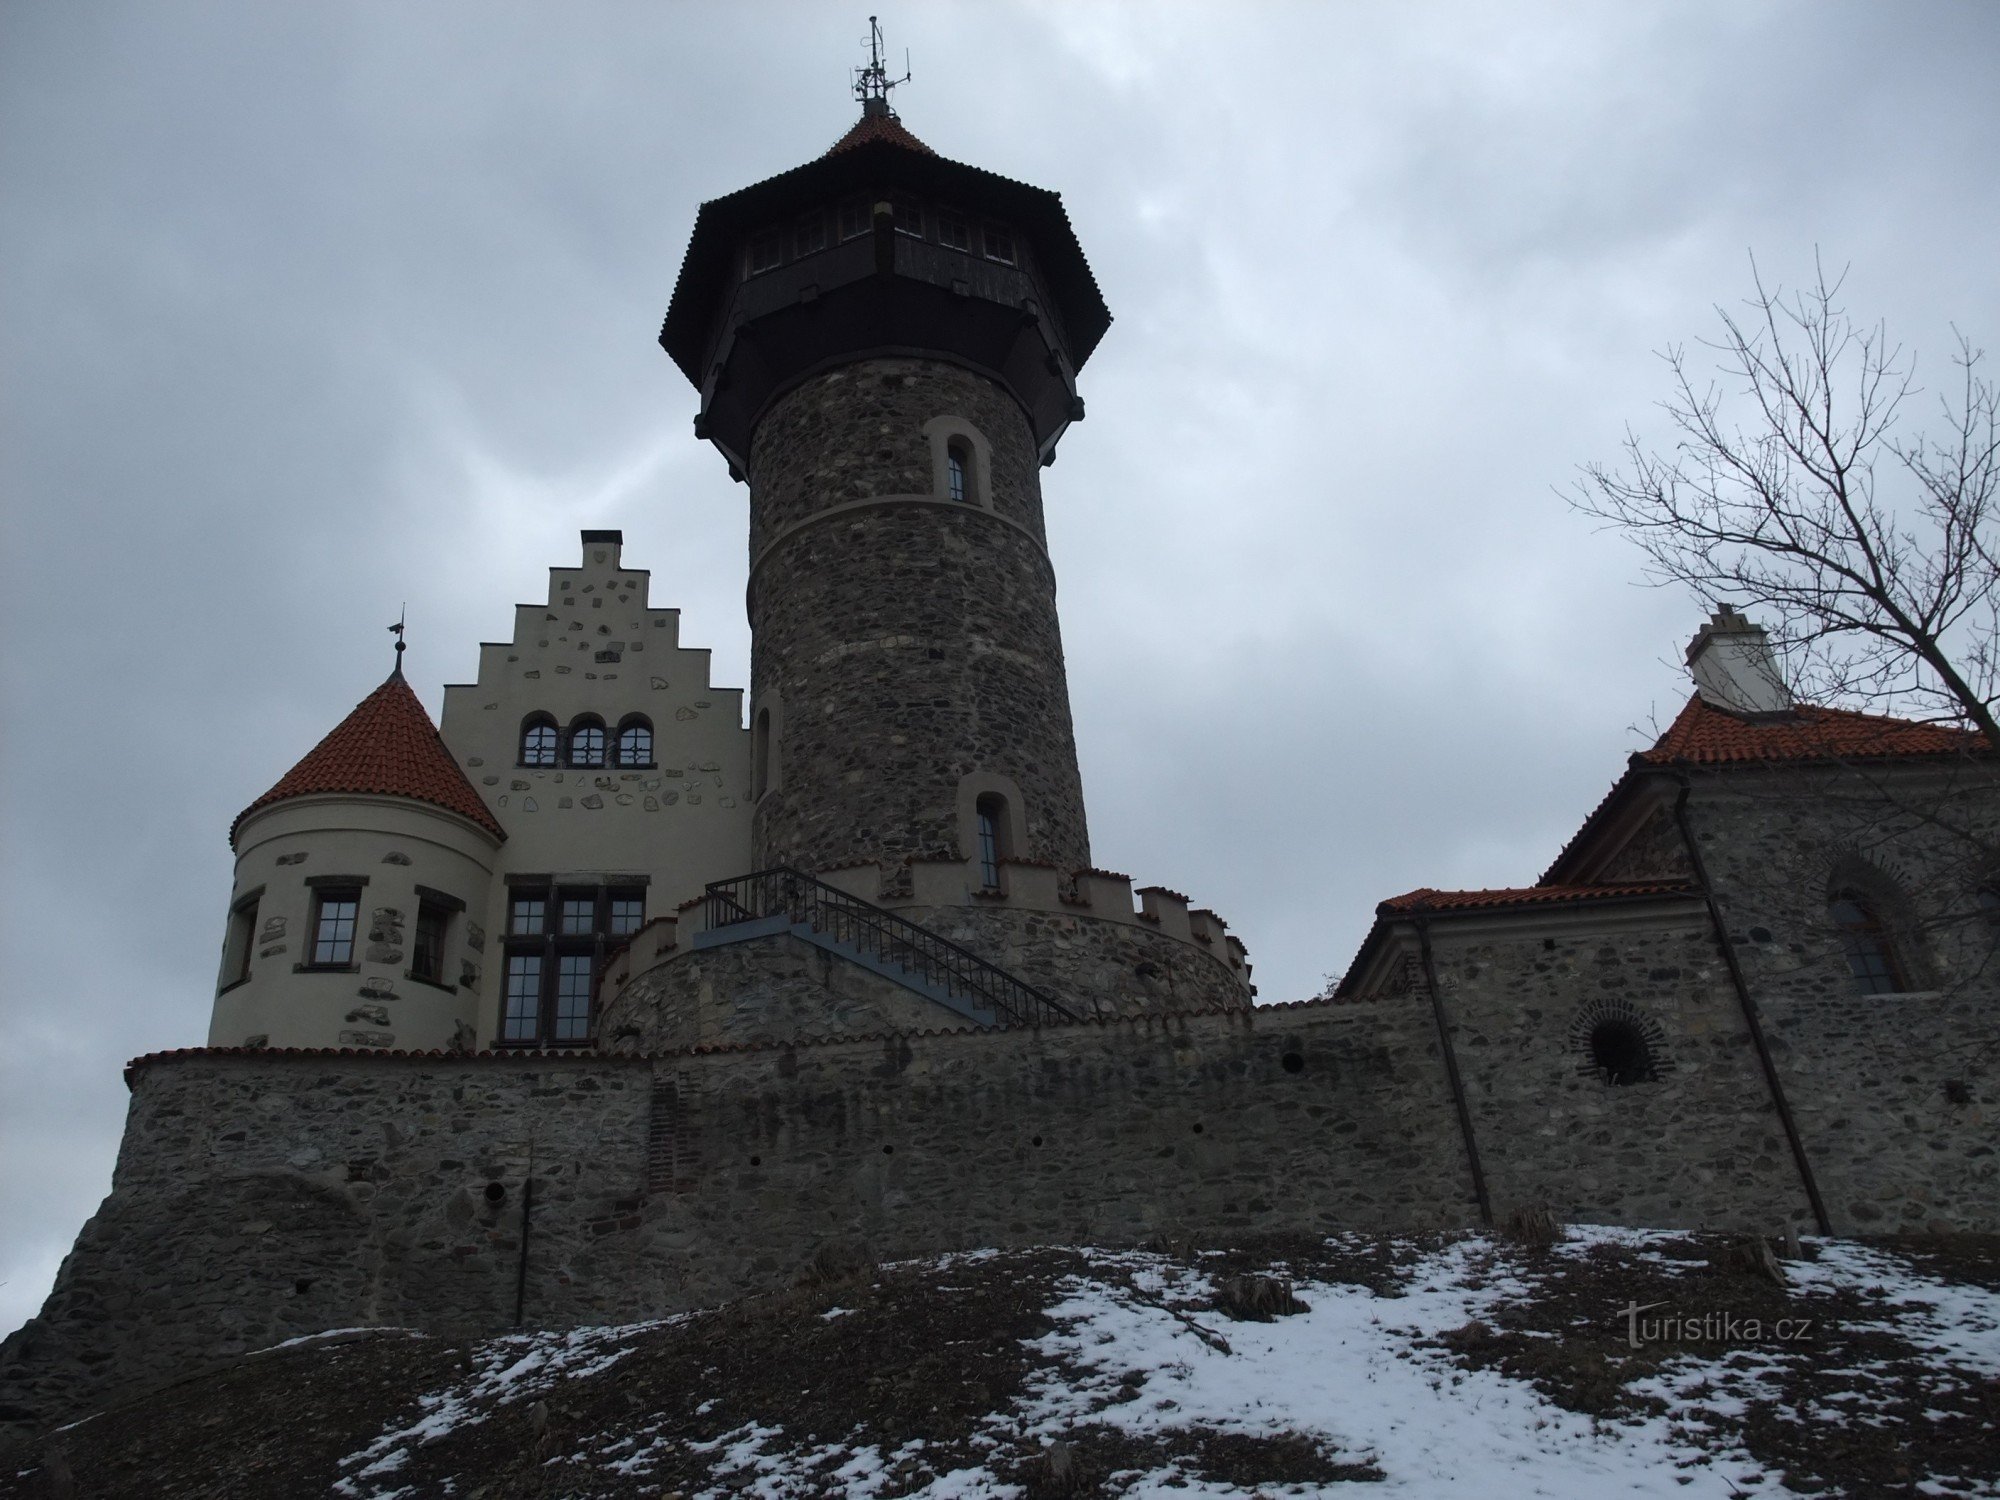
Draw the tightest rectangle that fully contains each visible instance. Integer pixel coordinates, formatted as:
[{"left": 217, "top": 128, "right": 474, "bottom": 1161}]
[
  {"left": 1685, "top": 606, "right": 1792, "bottom": 714},
  {"left": 580, "top": 529, "right": 623, "bottom": 570}
]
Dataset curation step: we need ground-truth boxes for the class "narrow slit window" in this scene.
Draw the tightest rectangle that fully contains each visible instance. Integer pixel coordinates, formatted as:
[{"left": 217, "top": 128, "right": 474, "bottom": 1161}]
[
  {"left": 223, "top": 894, "right": 259, "bottom": 987},
  {"left": 947, "top": 443, "right": 969, "bottom": 503},
  {"left": 976, "top": 795, "right": 1007, "bottom": 889}
]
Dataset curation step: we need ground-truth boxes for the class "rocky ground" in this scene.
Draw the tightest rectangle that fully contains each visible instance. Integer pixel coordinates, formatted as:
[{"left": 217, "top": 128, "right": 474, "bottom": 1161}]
[{"left": 2, "top": 1227, "right": 1995, "bottom": 1498}]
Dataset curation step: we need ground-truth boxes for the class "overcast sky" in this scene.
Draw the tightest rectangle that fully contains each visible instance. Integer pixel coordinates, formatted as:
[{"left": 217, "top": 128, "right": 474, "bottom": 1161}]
[{"left": 4, "top": 1, "right": 1998, "bottom": 1338}]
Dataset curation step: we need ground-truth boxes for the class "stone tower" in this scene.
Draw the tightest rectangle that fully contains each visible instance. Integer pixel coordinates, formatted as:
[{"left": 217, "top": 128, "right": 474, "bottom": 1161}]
[{"left": 660, "top": 94, "right": 1110, "bottom": 885}]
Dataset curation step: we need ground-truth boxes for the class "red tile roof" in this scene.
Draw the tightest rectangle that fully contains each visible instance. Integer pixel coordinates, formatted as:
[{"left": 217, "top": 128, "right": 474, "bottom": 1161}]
[
  {"left": 825, "top": 110, "right": 936, "bottom": 157},
  {"left": 1379, "top": 882, "right": 1696, "bottom": 915},
  {"left": 1639, "top": 693, "right": 1982, "bottom": 766},
  {"left": 232, "top": 672, "right": 505, "bottom": 844}
]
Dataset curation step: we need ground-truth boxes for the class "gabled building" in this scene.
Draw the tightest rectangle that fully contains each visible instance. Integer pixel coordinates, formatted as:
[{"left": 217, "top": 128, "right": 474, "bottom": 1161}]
[{"left": 1339, "top": 607, "right": 1999, "bottom": 1233}]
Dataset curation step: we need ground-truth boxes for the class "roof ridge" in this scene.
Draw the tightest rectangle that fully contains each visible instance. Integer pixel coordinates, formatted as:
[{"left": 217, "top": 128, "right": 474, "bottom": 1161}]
[{"left": 231, "top": 673, "right": 504, "bottom": 843}]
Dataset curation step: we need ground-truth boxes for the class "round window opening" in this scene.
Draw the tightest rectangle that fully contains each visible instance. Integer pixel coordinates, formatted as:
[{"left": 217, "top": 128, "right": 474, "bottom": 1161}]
[
  {"left": 484, "top": 1181, "right": 507, "bottom": 1203},
  {"left": 1590, "top": 1019, "right": 1656, "bottom": 1086}
]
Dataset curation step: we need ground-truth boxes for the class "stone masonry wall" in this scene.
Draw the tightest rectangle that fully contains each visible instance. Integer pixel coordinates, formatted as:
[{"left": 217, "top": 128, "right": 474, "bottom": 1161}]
[
  {"left": 0, "top": 998, "right": 1472, "bottom": 1432},
  {"left": 1761, "top": 986, "right": 2000, "bottom": 1233},
  {"left": 1680, "top": 763, "right": 2000, "bottom": 1233},
  {"left": 600, "top": 930, "right": 979, "bottom": 1051},
  {"left": 1422, "top": 906, "right": 1818, "bottom": 1231},
  {"left": 745, "top": 359, "right": 1091, "bottom": 876}
]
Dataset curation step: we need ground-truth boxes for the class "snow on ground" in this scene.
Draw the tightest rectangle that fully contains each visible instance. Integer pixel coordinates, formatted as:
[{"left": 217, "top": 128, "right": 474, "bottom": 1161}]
[{"left": 326, "top": 1228, "right": 2000, "bottom": 1499}]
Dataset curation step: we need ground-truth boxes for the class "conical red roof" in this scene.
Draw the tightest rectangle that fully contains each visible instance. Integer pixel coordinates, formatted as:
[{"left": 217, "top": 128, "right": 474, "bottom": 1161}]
[
  {"left": 825, "top": 109, "right": 935, "bottom": 157},
  {"left": 232, "top": 672, "right": 504, "bottom": 844}
]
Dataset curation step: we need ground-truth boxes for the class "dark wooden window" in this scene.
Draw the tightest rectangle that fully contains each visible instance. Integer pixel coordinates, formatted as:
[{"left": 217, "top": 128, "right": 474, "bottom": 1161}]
[
  {"left": 837, "top": 199, "right": 870, "bottom": 242},
  {"left": 411, "top": 900, "right": 450, "bottom": 984},
  {"left": 616, "top": 717, "right": 653, "bottom": 767},
  {"left": 520, "top": 716, "right": 558, "bottom": 767},
  {"left": 891, "top": 196, "right": 924, "bottom": 238},
  {"left": 746, "top": 227, "right": 784, "bottom": 276},
  {"left": 947, "top": 442, "right": 970, "bottom": 503},
  {"left": 976, "top": 795, "right": 1006, "bottom": 889},
  {"left": 794, "top": 215, "right": 827, "bottom": 257},
  {"left": 982, "top": 223, "right": 1015, "bottom": 265},
  {"left": 309, "top": 889, "right": 360, "bottom": 967},
  {"left": 568, "top": 718, "right": 606, "bottom": 768},
  {"left": 498, "top": 884, "right": 645, "bottom": 1045},
  {"left": 222, "top": 893, "right": 259, "bottom": 989},
  {"left": 937, "top": 213, "right": 971, "bottom": 252},
  {"left": 1831, "top": 892, "right": 1903, "bottom": 994}
]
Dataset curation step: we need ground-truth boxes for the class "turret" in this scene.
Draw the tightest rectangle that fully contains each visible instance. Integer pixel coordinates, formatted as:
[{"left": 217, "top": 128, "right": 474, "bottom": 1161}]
[
  {"left": 661, "top": 77, "right": 1108, "bottom": 882},
  {"left": 211, "top": 664, "right": 503, "bottom": 1052}
]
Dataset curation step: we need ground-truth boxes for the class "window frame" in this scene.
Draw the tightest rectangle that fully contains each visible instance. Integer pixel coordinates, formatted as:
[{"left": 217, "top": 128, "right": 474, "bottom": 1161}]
[
  {"left": 1830, "top": 890, "right": 1905, "bottom": 994},
  {"left": 793, "top": 213, "right": 828, "bottom": 258},
  {"left": 519, "top": 714, "right": 559, "bottom": 768},
  {"left": 304, "top": 886, "right": 362, "bottom": 971},
  {"left": 745, "top": 226, "right": 784, "bottom": 277},
  {"left": 615, "top": 715, "right": 654, "bottom": 769},
  {"left": 975, "top": 794, "right": 1007, "bottom": 890},
  {"left": 567, "top": 716, "right": 607, "bottom": 769},
  {"left": 496, "top": 882, "right": 646, "bottom": 1046},
  {"left": 836, "top": 199, "right": 871, "bottom": 242},
  {"left": 936, "top": 212, "right": 971, "bottom": 253},
  {"left": 219, "top": 889, "right": 262, "bottom": 993},
  {"left": 981, "top": 222, "right": 1016, "bottom": 265}
]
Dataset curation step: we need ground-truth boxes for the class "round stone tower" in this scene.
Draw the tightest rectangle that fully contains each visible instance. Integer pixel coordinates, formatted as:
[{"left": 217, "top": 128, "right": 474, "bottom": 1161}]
[{"left": 660, "top": 96, "right": 1110, "bottom": 884}]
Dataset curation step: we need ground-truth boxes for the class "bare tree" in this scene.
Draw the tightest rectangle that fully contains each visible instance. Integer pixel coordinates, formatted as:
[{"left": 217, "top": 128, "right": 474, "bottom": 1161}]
[{"left": 1574, "top": 258, "right": 2000, "bottom": 741}]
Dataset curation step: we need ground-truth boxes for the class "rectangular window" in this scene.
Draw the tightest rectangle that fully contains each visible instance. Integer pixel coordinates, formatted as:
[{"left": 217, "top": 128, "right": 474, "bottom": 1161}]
[
  {"left": 554, "top": 955, "right": 594, "bottom": 1041},
  {"left": 502, "top": 954, "right": 544, "bottom": 1042},
  {"left": 510, "top": 895, "right": 546, "bottom": 936},
  {"left": 222, "top": 893, "right": 259, "bottom": 989},
  {"left": 309, "top": 889, "right": 360, "bottom": 967},
  {"left": 746, "top": 228, "right": 784, "bottom": 276},
  {"left": 559, "top": 893, "right": 596, "bottom": 936},
  {"left": 794, "top": 214, "right": 827, "bottom": 257},
  {"left": 891, "top": 196, "right": 924, "bottom": 239},
  {"left": 837, "top": 199, "right": 871, "bottom": 241},
  {"left": 608, "top": 892, "right": 645, "bottom": 939},
  {"left": 412, "top": 900, "right": 450, "bottom": 984},
  {"left": 982, "top": 223, "right": 1015, "bottom": 265},
  {"left": 937, "top": 213, "right": 970, "bottom": 253}
]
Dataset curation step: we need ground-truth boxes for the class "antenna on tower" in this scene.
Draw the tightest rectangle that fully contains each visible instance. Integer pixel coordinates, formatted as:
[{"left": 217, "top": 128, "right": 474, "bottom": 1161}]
[
  {"left": 851, "top": 15, "right": 911, "bottom": 118},
  {"left": 388, "top": 606, "right": 407, "bottom": 676}
]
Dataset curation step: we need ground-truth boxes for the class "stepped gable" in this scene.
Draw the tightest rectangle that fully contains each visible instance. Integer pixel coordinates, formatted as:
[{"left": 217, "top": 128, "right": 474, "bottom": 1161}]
[
  {"left": 1639, "top": 692, "right": 1984, "bottom": 766},
  {"left": 230, "top": 670, "right": 505, "bottom": 843}
]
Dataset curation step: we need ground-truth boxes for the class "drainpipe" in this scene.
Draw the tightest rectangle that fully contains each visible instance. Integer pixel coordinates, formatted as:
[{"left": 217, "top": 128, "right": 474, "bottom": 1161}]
[
  {"left": 513, "top": 1133, "right": 537, "bottom": 1327},
  {"left": 1415, "top": 914, "right": 1492, "bottom": 1227},
  {"left": 1671, "top": 777, "right": 1832, "bottom": 1234}
]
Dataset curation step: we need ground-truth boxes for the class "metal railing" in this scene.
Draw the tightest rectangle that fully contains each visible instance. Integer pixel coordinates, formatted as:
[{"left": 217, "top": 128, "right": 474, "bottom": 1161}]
[{"left": 702, "top": 867, "right": 1075, "bottom": 1028}]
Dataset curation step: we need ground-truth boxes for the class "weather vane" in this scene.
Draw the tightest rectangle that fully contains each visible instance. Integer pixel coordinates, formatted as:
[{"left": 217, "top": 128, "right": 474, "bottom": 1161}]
[
  {"left": 851, "top": 15, "right": 910, "bottom": 116},
  {"left": 389, "top": 605, "right": 406, "bottom": 674}
]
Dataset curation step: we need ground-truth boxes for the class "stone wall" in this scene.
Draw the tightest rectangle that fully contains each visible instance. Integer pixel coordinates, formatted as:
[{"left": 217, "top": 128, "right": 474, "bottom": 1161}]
[
  {"left": 745, "top": 359, "right": 1092, "bottom": 876},
  {"left": 1418, "top": 904, "right": 1818, "bottom": 1231},
  {"left": 1762, "top": 986, "right": 2000, "bottom": 1233},
  {"left": 0, "top": 997, "right": 1472, "bottom": 1433}
]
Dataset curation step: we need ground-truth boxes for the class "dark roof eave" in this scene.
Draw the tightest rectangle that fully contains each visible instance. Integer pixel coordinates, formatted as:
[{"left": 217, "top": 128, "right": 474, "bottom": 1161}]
[{"left": 660, "top": 139, "right": 1111, "bottom": 384}]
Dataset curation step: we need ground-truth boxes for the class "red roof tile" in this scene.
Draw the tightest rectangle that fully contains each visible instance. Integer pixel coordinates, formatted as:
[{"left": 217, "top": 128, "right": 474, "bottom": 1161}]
[
  {"left": 825, "top": 110, "right": 936, "bottom": 157},
  {"left": 232, "top": 672, "right": 505, "bottom": 843},
  {"left": 1639, "top": 693, "right": 1982, "bottom": 766},
  {"left": 1379, "top": 882, "right": 1696, "bottom": 915}
]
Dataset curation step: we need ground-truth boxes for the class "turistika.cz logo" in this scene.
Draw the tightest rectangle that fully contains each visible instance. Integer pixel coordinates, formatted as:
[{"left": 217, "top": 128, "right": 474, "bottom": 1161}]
[{"left": 1620, "top": 1301, "right": 1816, "bottom": 1349}]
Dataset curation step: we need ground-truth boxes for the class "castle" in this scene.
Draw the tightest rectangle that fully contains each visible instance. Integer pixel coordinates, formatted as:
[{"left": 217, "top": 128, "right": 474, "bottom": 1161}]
[{"left": 2, "top": 78, "right": 1995, "bottom": 1439}]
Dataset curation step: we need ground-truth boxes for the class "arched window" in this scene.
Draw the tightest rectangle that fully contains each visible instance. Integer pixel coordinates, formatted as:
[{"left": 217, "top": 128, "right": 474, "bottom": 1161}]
[
  {"left": 1831, "top": 890, "right": 1903, "bottom": 994},
  {"left": 1589, "top": 1019, "right": 1657, "bottom": 1086},
  {"left": 975, "top": 793, "right": 1008, "bottom": 889},
  {"left": 519, "top": 715, "right": 558, "bottom": 768},
  {"left": 947, "top": 442, "right": 970, "bottom": 503},
  {"left": 567, "top": 717, "right": 606, "bottom": 769},
  {"left": 753, "top": 707, "right": 772, "bottom": 800},
  {"left": 615, "top": 716, "right": 653, "bottom": 768}
]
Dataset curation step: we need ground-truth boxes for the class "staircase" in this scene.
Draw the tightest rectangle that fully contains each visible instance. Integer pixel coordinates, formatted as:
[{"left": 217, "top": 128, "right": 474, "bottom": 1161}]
[{"left": 692, "top": 867, "right": 1075, "bottom": 1029}]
